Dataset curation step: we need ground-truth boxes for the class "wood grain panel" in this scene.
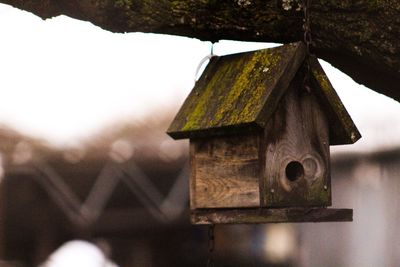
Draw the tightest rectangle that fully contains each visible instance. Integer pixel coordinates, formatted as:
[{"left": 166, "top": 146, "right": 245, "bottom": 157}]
[
  {"left": 190, "top": 133, "right": 261, "bottom": 209},
  {"left": 263, "top": 72, "right": 331, "bottom": 207}
]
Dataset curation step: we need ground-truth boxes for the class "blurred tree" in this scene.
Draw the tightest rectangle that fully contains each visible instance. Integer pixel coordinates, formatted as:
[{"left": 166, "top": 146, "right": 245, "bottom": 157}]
[{"left": 1, "top": 0, "right": 399, "bottom": 102}]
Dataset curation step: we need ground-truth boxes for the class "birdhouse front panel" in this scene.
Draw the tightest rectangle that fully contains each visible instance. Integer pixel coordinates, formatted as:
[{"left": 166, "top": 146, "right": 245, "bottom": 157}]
[
  {"left": 263, "top": 72, "right": 331, "bottom": 207},
  {"left": 190, "top": 133, "right": 261, "bottom": 209}
]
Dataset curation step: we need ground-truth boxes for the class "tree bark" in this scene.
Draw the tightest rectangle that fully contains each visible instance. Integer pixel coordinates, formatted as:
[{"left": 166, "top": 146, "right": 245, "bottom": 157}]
[{"left": 2, "top": 0, "right": 400, "bottom": 102}]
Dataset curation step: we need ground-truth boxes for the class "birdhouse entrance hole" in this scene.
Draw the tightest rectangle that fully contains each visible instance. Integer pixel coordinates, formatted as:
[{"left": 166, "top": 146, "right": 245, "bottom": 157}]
[{"left": 285, "top": 161, "right": 304, "bottom": 182}]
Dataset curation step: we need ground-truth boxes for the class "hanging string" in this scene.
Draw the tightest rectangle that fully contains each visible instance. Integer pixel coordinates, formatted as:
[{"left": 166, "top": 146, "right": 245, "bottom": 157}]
[
  {"left": 207, "top": 224, "right": 215, "bottom": 267},
  {"left": 195, "top": 42, "right": 215, "bottom": 82}
]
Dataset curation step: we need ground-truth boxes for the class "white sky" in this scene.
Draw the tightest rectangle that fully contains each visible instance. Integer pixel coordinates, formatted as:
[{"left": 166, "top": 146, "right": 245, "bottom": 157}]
[{"left": 1, "top": 3, "right": 400, "bottom": 154}]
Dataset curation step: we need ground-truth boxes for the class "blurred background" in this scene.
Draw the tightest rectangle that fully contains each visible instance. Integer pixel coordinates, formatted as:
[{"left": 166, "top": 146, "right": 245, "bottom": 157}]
[{"left": 0, "top": 3, "right": 400, "bottom": 267}]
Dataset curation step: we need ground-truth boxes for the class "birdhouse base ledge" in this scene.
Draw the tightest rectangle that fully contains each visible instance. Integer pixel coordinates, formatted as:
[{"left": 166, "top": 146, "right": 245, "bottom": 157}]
[{"left": 191, "top": 207, "right": 353, "bottom": 224}]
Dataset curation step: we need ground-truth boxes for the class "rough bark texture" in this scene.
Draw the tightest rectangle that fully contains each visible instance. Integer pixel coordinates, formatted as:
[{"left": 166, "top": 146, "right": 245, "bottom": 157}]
[{"left": 2, "top": 0, "right": 400, "bottom": 102}]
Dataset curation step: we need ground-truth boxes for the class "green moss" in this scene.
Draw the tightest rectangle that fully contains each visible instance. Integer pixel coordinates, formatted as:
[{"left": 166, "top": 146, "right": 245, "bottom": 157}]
[
  {"left": 219, "top": 50, "right": 280, "bottom": 124},
  {"left": 240, "top": 51, "right": 281, "bottom": 121},
  {"left": 320, "top": 81, "right": 343, "bottom": 114},
  {"left": 211, "top": 54, "right": 260, "bottom": 124},
  {"left": 307, "top": 179, "right": 330, "bottom": 204},
  {"left": 182, "top": 47, "right": 284, "bottom": 131},
  {"left": 168, "top": 42, "right": 307, "bottom": 138},
  {"left": 313, "top": 69, "right": 347, "bottom": 117},
  {"left": 181, "top": 70, "right": 221, "bottom": 130},
  {"left": 314, "top": 72, "right": 329, "bottom": 91}
]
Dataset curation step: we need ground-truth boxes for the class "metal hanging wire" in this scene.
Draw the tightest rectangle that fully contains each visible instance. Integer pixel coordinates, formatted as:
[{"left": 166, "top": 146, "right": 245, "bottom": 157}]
[{"left": 195, "top": 42, "right": 215, "bottom": 82}]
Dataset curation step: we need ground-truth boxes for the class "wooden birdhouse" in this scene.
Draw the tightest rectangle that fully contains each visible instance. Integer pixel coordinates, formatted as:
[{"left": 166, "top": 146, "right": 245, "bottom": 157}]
[{"left": 167, "top": 42, "right": 361, "bottom": 224}]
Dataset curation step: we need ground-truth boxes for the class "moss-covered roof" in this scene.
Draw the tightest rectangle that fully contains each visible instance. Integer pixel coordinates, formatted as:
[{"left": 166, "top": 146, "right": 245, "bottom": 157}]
[
  {"left": 167, "top": 42, "right": 360, "bottom": 145},
  {"left": 168, "top": 42, "right": 306, "bottom": 138}
]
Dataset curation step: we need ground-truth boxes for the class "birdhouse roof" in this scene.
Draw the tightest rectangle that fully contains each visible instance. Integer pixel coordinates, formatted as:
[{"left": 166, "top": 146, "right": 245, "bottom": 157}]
[{"left": 168, "top": 42, "right": 360, "bottom": 145}]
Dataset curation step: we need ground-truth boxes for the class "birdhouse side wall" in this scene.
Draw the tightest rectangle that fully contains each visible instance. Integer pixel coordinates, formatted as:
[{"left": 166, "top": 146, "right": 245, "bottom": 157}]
[
  {"left": 262, "top": 76, "right": 332, "bottom": 207},
  {"left": 190, "top": 133, "right": 261, "bottom": 209}
]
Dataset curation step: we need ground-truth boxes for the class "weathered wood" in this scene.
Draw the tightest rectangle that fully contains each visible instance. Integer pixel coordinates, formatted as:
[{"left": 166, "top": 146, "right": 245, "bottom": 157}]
[
  {"left": 189, "top": 142, "right": 196, "bottom": 209},
  {"left": 168, "top": 43, "right": 360, "bottom": 147},
  {"left": 0, "top": 172, "right": 6, "bottom": 260},
  {"left": 191, "top": 208, "right": 353, "bottom": 224},
  {"left": 168, "top": 42, "right": 306, "bottom": 139},
  {"left": 310, "top": 56, "right": 361, "bottom": 145},
  {"left": 170, "top": 43, "right": 359, "bottom": 222},
  {"left": 190, "top": 134, "right": 261, "bottom": 209},
  {"left": 263, "top": 73, "right": 331, "bottom": 207}
]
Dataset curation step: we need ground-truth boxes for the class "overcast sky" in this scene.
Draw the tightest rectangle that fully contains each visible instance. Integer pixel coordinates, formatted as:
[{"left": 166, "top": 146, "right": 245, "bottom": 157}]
[{"left": 1, "top": 3, "right": 400, "bottom": 154}]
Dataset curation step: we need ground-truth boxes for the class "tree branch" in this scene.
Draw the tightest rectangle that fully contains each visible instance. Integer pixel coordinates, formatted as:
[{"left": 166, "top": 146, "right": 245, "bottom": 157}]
[{"left": 2, "top": 0, "right": 400, "bottom": 102}]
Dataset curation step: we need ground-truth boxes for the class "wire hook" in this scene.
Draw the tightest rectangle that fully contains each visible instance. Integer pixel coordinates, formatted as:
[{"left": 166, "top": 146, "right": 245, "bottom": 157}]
[{"left": 195, "top": 42, "right": 215, "bottom": 82}]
